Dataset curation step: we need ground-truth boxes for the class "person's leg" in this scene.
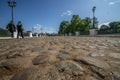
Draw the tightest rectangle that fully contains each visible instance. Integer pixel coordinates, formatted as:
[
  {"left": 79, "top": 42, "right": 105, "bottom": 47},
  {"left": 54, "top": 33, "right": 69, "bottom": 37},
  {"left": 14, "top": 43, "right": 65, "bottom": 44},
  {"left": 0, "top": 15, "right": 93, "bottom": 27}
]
[
  {"left": 17, "top": 30, "right": 20, "bottom": 38},
  {"left": 11, "top": 32, "right": 13, "bottom": 38},
  {"left": 21, "top": 31, "right": 24, "bottom": 38},
  {"left": 10, "top": 30, "right": 13, "bottom": 38}
]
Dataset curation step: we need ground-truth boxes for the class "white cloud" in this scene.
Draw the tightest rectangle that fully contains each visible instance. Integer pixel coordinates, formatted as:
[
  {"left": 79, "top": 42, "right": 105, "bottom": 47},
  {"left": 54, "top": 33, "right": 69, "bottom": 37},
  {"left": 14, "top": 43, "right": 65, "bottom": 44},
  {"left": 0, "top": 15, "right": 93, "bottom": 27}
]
[
  {"left": 109, "top": 1, "right": 120, "bottom": 5},
  {"left": 61, "top": 10, "right": 73, "bottom": 17},
  {"left": 33, "top": 24, "right": 42, "bottom": 31},
  {"left": 109, "top": 2, "right": 115, "bottom": 5},
  {"left": 32, "top": 24, "right": 57, "bottom": 33},
  {"left": 91, "top": 0, "right": 120, "bottom": 5}
]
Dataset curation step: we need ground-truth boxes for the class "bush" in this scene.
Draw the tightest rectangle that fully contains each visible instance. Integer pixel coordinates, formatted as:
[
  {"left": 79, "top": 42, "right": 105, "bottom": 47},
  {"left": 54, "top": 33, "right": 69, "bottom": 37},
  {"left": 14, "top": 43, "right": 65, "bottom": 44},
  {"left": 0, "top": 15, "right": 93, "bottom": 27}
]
[{"left": 0, "top": 28, "right": 8, "bottom": 37}]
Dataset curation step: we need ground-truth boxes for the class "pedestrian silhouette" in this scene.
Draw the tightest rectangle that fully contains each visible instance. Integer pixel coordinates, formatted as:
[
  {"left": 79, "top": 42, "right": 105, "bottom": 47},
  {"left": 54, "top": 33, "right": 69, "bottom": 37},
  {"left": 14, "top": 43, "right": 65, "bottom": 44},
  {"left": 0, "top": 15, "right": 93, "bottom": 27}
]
[
  {"left": 17, "top": 21, "right": 24, "bottom": 38},
  {"left": 6, "top": 20, "right": 16, "bottom": 38}
]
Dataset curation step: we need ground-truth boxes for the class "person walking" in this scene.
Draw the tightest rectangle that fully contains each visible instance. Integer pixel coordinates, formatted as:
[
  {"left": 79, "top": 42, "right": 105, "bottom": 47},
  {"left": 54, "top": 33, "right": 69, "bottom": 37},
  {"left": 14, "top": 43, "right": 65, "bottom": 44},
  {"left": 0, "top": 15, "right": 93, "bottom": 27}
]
[
  {"left": 17, "top": 21, "right": 24, "bottom": 38},
  {"left": 6, "top": 20, "right": 16, "bottom": 38}
]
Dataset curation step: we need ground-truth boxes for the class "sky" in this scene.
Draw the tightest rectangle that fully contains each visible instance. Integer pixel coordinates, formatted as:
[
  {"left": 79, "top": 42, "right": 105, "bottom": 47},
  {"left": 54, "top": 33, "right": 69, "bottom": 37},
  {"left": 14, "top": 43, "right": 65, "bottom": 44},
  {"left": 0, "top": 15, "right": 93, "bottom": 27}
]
[{"left": 0, "top": 0, "right": 120, "bottom": 33}]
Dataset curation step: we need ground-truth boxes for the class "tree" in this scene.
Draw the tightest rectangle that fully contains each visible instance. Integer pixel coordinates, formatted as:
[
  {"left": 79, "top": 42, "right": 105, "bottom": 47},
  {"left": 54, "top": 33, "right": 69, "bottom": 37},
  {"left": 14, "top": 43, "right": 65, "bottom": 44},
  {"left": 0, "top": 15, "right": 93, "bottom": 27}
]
[
  {"left": 84, "top": 17, "right": 92, "bottom": 32},
  {"left": 0, "top": 27, "right": 8, "bottom": 37},
  {"left": 76, "top": 20, "right": 85, "bottom": 32},
  {"left": 109, "top": 21, "right": 120, "bottom": 33},
  {"left": 99, "top": 25, "right": 109, "bottom": 34},
  {"left": 100, "top": 25, "right": 109, "bottom": 30},
  {"left": 98, "top": 21, "right": 120, "bottom": 34},
  {"left": 58, "top": 21, "right": 70, "bottom": 34},
  {"left": 91, "top": 17, "right": 98, "bottom": 29},
  {"left": 70, "top": 15, "right": 81, "bottom": 33},
  {"left": 58, "top": 14, "right": 93, "bottom": 35}
]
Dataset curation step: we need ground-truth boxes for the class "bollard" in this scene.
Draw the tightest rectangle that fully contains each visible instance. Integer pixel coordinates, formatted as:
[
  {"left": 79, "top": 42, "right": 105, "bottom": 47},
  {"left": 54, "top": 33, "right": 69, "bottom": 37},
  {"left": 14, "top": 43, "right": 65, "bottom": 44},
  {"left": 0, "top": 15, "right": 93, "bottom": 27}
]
[
  {"left": 29, "top": 32, "right": 33, "bottom": 37},
  {"left": 90, "top": 29, "right": 98, "bottom": 36},
  {"left": 13, "top": 31, "right": 17, "bottom": 38},
  {"left": 36, "top": 34, "right": 38, "bottom": 37},
  {"left": 75, "top": 31, "right": 80, "bottom": 36},
  {"left": 69, "top": 33, "right": 72, "bottom": 36}
]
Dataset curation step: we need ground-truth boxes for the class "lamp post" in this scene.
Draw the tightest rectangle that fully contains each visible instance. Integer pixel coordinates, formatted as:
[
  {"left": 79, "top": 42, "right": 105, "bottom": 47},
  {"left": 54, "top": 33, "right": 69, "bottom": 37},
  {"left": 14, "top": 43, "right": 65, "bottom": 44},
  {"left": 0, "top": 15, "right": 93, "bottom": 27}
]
[
  {"left": 92, "top": 6, "right": 96, "bottom": 29},
  {"left": 8, "top": 1, "right": 16, "bottom": 23}
]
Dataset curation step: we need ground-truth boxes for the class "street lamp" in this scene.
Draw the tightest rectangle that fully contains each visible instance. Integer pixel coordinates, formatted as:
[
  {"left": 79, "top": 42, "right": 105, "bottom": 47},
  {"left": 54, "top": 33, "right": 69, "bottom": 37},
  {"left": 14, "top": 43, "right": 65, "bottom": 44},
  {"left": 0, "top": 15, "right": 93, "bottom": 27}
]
[
  {"left": 92, "top": 6, "right": 96, "bottom": 29},
  {"left": 8, "top": 1, "right": 16, "bottom": 23}
]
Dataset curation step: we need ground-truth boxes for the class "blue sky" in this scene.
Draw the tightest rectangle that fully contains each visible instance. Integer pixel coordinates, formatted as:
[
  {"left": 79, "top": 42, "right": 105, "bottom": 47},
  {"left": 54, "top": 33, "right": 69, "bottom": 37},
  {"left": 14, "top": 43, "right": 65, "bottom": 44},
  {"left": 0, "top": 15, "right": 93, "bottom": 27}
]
[{"left": 0, "top": 0, "right": 120, "bottom": 33}]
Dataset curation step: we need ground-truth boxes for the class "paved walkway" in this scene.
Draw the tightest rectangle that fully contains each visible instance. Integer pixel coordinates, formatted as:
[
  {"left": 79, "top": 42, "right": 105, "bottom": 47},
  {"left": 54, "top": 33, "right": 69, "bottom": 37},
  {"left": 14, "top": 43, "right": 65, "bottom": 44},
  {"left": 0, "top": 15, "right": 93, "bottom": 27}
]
[
  {"left": 0, "top": 37, "right": 11, "bottom": 39},
  {"left": 0, "top": 37, "right": 31, "bottom": 39}
]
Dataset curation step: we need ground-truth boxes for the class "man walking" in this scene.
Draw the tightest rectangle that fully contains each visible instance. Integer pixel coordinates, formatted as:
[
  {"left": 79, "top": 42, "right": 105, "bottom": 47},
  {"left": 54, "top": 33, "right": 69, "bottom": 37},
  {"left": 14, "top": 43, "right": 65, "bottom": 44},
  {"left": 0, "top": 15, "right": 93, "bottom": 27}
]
[
  {"left": 6, "top": 20, "right": 16, "bottom": 38},
  {"left": 17, "top": 21, "right": 24, "bottom": 38}
]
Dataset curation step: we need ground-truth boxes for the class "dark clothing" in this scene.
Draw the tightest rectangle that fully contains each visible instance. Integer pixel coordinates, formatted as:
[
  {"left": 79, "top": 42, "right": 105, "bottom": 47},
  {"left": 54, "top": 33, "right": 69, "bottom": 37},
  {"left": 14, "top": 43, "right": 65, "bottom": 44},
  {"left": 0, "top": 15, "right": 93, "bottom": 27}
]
[
  {"left": 6, "top": 23, "right": 16, "bottom": 37},
  {"left": 17, "top": 24, "right": 24, "bottom": 38},
  {"left": 17, "top": 30, "right": 24, "bottom": 38}
]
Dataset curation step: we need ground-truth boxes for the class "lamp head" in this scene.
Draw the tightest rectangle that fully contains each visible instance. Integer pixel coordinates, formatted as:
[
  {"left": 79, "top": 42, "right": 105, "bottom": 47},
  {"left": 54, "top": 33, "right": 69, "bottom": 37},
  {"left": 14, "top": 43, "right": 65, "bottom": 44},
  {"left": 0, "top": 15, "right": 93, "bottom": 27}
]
[
  {"left": 8, "top": 1, "right": 16, "bottom": 7},
  {"left": 92, "top": 6, "right": 96, "bottom": 12},
  {"left": 8, "top": 1, "right": 12, "bottom": 7},
  {"left": 13, "top": 1, "right": 16, "bottom": 7}
]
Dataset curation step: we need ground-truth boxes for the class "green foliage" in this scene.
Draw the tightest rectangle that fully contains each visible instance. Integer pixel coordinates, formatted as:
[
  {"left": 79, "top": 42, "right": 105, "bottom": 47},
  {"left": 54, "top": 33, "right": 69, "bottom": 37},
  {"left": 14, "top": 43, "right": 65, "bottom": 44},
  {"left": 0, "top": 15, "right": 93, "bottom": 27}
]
[
  {"left": 94, "top": 17, "right": 99, "bottom": 29},
  {"left": 109, "top": 21, "right": 120, "bottom": 33},
  {"left": 100, "top": 25, "right": 109, "bottom": 30},
  {"left": 70, "top": 15, "right": 81, "bottom": 33},
  {"left": 58, "top": 21, "right": 70, "bottom": 34},
  {"left": 98, "top": 21, "right": 120, "bottom": 34},
  {"left": 99, "top": 25, "right": 109, "bottom": 34},
  {"left": 83, "top": 17, "right": 92, "bottom": 32},
  {"left": 0, "top": 27, "right": 8, "bottom": 37},
  {"left": 58, "top": 15, "right": 92, "bottom": 35},
  {"left": 91, "top": 17, "right": 98, "bottom": 29}
]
